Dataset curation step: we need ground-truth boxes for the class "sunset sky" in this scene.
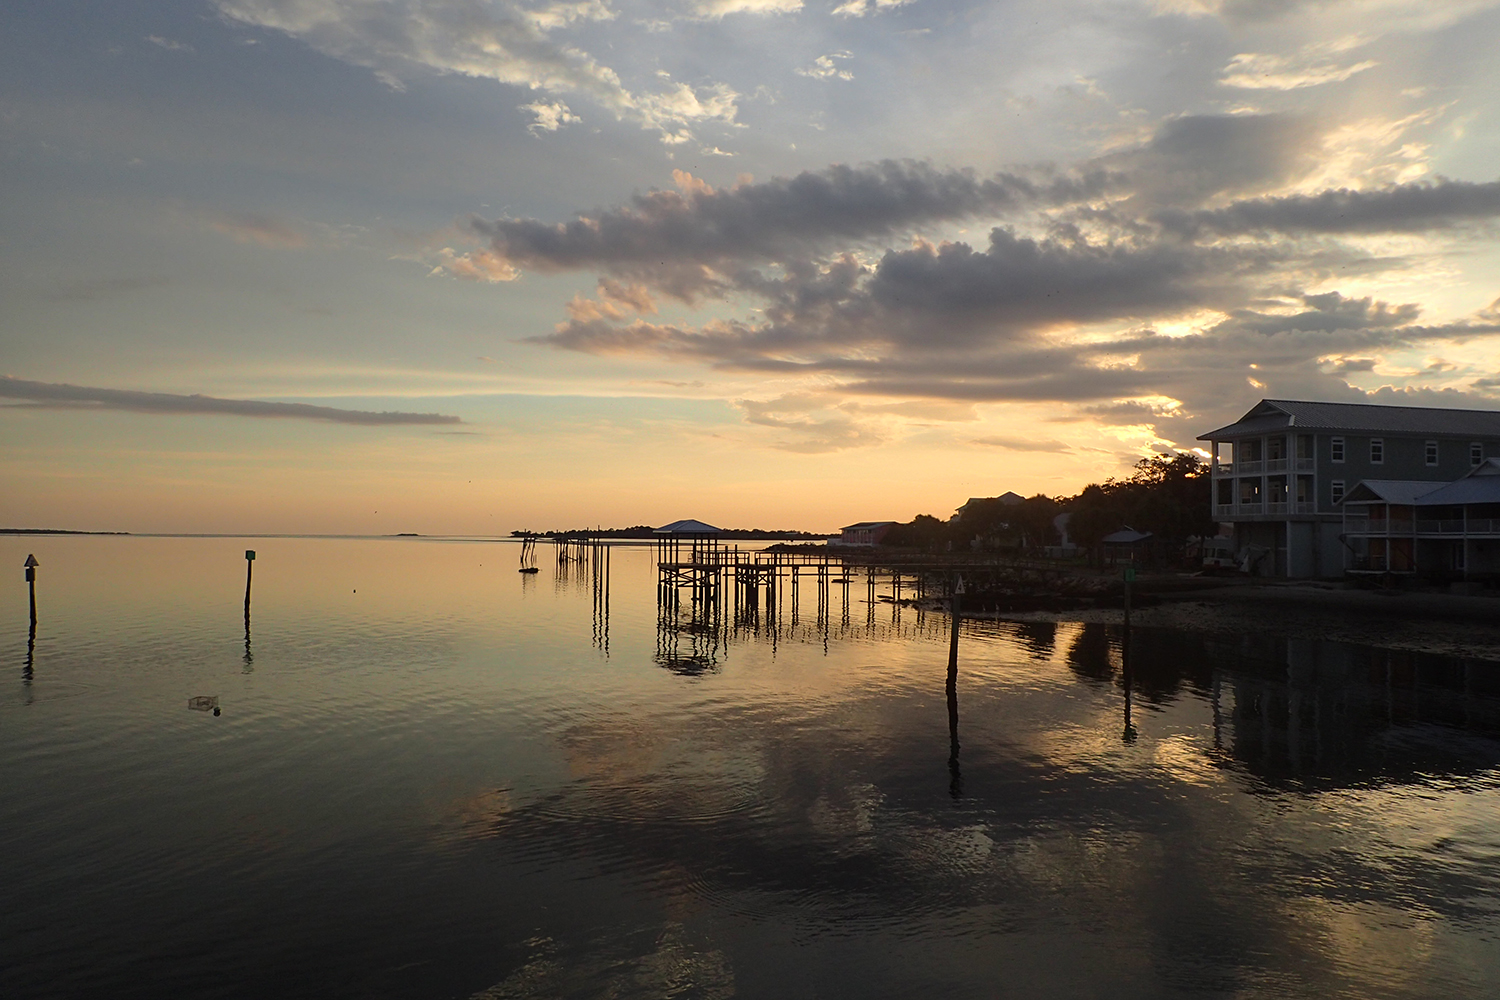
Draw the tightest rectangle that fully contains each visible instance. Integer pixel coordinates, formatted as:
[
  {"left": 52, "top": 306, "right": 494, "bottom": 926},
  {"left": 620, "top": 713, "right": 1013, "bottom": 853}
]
[{"left": 4, "top": 0, "right": 1500, "bottom": 534}]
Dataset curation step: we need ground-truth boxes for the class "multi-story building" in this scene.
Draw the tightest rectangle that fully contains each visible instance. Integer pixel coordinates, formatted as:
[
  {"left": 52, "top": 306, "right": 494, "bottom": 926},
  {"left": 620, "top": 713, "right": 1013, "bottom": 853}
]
[{"left": 1197, "top": 399, "right": 1500, "bottom": 578}]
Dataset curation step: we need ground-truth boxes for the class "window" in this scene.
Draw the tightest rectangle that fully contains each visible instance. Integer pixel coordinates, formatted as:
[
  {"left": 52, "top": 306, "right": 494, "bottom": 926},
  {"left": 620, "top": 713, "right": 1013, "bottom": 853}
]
[
  {"left": 1331, "top": 480, "right": 1346, "bottom": 504},
  {"left": 1425, "top": 440, "right": 1439, "bottom": 466},
  {"left": 1370, "top": 438, "right": 1384, "bottom": 464},
  {"left": 1331, "top": 436, "right": 1345, "bottom": 463},
  {"left": 1474, "top": 442, "right": 1485, "bottom": 468}
]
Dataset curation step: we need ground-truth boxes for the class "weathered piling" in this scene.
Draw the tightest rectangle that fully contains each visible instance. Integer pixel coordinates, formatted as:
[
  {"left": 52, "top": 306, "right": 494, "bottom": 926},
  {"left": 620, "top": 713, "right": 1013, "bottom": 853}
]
[
  {"left": 244, "top": 549, "right": 255, "bottom": 619},
  {"left": 25, "top": 554, "right": 39, "bottom": 628}
]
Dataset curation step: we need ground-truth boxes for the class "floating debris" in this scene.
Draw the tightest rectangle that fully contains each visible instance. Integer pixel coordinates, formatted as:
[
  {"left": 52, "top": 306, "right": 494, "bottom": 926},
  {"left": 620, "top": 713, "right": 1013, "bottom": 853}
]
[{"left": 187, "top": 695, "right": 219, "bottom": 712}]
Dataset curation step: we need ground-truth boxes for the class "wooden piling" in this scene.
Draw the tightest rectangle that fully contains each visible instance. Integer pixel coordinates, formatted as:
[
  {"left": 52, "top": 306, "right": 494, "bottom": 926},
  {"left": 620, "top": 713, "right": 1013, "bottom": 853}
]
[
  {"left": 25, "top": 554, "right": 39, "bottom": 628},
  {"left": 947, "top": 585, "right": 961, "bottom": 675},
  {"left": 244, "top": 550, "right": 256, "bottom": 621}
]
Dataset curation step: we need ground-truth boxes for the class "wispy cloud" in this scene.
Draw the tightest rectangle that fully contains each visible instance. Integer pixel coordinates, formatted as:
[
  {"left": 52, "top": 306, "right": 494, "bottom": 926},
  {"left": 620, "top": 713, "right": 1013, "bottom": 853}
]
[
  {"left": 213, "top": 0, "right": 739, "bottom": 142},
  {"left": 694, "top": 0, "right": 802, "bottom": 17},
  {"left": 797, "top": 52, "right": 854, "bottom": 81},
  {"left": 832, "top": 0, "right": 913, "bottom": 17},
  {"left": 972, "top": 436, "right": 1072, "bottom": 452},
  {"left": 145, "top": 35, "right": 194, "bottom": 52},
  {"left": 204, "top": 210, "right": 307, "bottom": 248},
  {"left": 0, "top": 378, "right": 462, "bottom": 426}
]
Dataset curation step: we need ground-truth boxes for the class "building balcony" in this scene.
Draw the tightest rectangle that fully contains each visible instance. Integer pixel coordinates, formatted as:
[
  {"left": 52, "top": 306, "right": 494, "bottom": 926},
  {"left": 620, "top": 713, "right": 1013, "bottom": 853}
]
[
  {"left": 1343, "top": 519, "right": 1413, "bottom": 534},
  {"left": 1215, "top": 501, "right": 1321, "bottom": 519},
  {"left": 1346, "top": 518, "right": 1500, "bottom": 536},
  {"left": 1265, "top": 458, "right": 1288, "bottom": 472}
]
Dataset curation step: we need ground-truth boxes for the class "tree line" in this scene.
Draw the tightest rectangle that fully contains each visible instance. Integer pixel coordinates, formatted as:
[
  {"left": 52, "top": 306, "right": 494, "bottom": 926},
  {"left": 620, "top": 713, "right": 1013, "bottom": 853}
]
[{"left": 880, "top": 453, "right": 1215, "bottom": 558}]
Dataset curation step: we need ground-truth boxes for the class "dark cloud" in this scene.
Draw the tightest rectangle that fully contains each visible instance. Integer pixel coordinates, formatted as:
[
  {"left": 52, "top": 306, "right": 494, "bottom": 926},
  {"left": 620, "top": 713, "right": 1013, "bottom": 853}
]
[
  {"left": 0, "top": 378, "right": 462, "bottom": 426},
  {"left": 1161, "top": 179, "right": 1500, "bottom": 236},
  {"left": 470, "top": 161, "right": 1111, "bottom": 287},
  {"left": 1101, "top": 114, "right": 1324, "bottom": 210},
  {"left": 497, "top": 113, "right": 1500, "bottom": 452}
]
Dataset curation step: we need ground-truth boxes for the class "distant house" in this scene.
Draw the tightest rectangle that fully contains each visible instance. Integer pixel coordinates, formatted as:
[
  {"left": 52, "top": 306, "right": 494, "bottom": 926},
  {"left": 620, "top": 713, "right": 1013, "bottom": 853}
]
[
  {"left": 954, "top": 492, "right": 1025, "bottom": 520},
  {"left": 837, "top": 521, "right": 897, "bottom": 546},
  {"left": 1199, "top": 398, "right": 1500, "bottom": 578}
]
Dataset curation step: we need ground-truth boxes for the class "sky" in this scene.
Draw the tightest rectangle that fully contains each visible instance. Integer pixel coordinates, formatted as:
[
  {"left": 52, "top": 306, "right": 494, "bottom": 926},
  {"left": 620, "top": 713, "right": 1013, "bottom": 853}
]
[{"left": 3, "top": 0, "right": 1500, "bottom": 534}]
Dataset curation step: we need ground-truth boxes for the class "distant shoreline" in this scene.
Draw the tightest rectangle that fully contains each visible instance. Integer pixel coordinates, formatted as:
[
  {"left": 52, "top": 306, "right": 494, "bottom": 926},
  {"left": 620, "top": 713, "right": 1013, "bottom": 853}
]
[{"left": 1, "top": 528, "right": 130, "bottom": 535}]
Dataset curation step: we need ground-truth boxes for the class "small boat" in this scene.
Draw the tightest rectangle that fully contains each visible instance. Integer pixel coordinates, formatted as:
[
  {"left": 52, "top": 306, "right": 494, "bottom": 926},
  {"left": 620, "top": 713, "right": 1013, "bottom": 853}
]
[{"left": 519, "top": 566, "right": 539, "bottom": 574}]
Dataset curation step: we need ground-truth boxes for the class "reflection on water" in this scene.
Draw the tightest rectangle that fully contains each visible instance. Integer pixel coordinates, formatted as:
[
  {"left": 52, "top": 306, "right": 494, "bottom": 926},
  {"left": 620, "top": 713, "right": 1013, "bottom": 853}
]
[{"left": 3, "top": 536, "right": 1500, "bottom": 1000}]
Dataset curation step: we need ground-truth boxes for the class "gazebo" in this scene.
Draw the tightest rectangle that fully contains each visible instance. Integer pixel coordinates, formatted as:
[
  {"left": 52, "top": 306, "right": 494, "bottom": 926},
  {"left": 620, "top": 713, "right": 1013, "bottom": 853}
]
[{"left": 654, "top": 519, "right": 723, "bottom": 568}]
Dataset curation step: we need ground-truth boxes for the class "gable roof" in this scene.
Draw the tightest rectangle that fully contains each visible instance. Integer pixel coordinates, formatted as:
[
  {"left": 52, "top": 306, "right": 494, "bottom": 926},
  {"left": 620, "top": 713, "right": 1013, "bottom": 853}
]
[
  {"left": 1198, "top": 399, "right": 1500, "bottom": 440},
  {"left": 654, "top": 518, "right": 721, "bottom": 535},
  {"left": 840, "top": 521, "right": 897, "bottom": 532}
]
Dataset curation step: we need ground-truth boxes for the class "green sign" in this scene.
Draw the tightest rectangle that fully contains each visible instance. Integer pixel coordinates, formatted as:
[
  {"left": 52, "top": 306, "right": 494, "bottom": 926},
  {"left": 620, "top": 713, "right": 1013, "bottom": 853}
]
[
  {"left": 245, "top": 550, "right": 256, "bottom": 561},
  {"left": 1123, "top": 567, "right": 1136, "bottom": 583}
]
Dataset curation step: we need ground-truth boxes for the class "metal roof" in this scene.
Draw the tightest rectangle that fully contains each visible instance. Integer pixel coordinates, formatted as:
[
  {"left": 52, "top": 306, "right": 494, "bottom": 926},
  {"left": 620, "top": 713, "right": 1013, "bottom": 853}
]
[
  {"left": 1198, "top": 398, "right": 1500, "bottom": 440},
  {"left": 840, "top": 521, "right": 897, "bottom": 531},
  {"left": 1339, "top": 480, "right": 1447, "bottom": 505},
  {"left": 654, "top": 518, "right": 722, "bottom": 535},
  {"left": 1414, "top": 478, "right": 1500, "bottom": 506},
  {"left": 1101, "top": 528, "right": 1152, "bottom": 544},
  {"left": 1413, "top": 458, "right": 1500, "bottom": 506}
]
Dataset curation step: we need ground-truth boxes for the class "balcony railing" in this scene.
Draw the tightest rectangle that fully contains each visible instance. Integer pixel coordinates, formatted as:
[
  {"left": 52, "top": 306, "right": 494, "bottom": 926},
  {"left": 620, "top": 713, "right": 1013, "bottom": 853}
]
[
  {"left": 1266, "top": 458, "right": 1288, "bottom": 472},
  {"left": 1345, "top": 519, "right": 1412, "bottom": 534},
  {"left": 1295, "top": 457, "right": 1315, "bottom": 471},
  {"left": 1215, "top": 502, "right": 1321, "bottom": 517},
  {"left": 1345, "top": 518, "right": 1500, "bottom": 535}
]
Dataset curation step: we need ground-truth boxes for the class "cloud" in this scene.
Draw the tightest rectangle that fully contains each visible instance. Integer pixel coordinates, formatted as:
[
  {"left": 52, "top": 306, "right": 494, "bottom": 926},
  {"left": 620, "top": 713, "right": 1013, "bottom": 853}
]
[
  {"left": 0, "top": 378, "right": 462, "bottom": 426},
  {"left": 797, "top": 52, "right": 854, "bottom": 81},
  {"left": 694, "top": 0, "right": 802, "bottom": 17},
  {"left": 205, "top": 210, "right": 307, "bottom": 248},
  {"left": 466, "top": 160, "right": 1108, "bottom": 294},
  {"left": 467, "top": 114, "right": 1500, "bottom": 451},
  {"left": 1158, "top": 178, "right": 1500, "bottom": 235},
  {"left": 1220, "top": 37, "right": 1378, "bottom": 91},
  {"left": 521, "top": 100, "right": 580, "bottom": 133},
  {"left": 431, "top": 247, "right": 519, "bottom": 282},
  {"left": 213, "top": 0, "right": 739, "bottom": 141},
  {"left": 145, "top": 35, "right": 194, "bottom": 52},
  {"left": 735, "top": 394, "right": 885, "bottom": 452},
  {"left": 972, "top": 435, "right": 1072, "bottom": 452},
  {"left": 832, "top": 0, "right": 913, "bottom": 16}
]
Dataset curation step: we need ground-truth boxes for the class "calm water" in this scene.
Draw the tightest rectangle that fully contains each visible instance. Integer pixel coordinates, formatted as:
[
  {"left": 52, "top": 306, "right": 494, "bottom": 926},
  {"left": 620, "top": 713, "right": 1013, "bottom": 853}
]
[{"left": 4, "top": 536, "right": 1500, "bottom": 999}]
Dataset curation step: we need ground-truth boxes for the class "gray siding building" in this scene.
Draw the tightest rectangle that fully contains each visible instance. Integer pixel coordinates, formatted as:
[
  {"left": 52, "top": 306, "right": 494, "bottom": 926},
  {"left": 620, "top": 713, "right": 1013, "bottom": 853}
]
[{"left": 1197, "top": 399, "right": 1500, "bottom": 578}]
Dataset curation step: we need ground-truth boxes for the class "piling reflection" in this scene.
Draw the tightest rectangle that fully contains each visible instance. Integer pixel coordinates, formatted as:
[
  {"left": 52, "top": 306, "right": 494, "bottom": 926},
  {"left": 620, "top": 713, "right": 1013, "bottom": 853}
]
[
  {"left": 23, "top": 618, "right": 35, "bottom": 687},
  {"left": 1061, "top": 624, "right": 1500, "bottom": 789},
  {"left": 946, "top": 653, "right": 962, "bottom": 798}
]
